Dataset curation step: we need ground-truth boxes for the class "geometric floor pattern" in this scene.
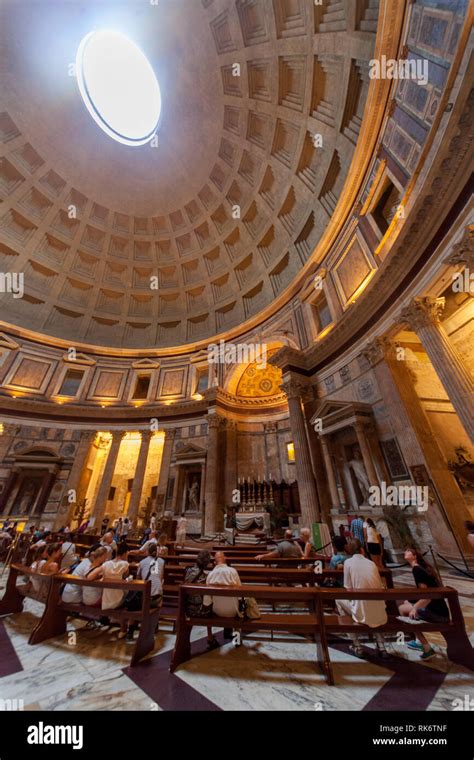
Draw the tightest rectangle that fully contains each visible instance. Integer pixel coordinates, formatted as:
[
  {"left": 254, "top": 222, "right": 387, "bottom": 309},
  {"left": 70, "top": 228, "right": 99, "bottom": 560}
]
[{"left": 0, "top": 566, "right": 473, "bottom": 711}]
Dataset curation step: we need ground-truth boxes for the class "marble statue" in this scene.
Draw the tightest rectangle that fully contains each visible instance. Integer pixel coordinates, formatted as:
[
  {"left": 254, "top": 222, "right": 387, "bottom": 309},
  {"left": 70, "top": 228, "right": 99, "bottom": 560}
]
[
  {"left": 188, "top": 479, "right": 200, "bottom": 511},
  {"left": 349, "top": 448, "right": 370, "bottom": 502}
]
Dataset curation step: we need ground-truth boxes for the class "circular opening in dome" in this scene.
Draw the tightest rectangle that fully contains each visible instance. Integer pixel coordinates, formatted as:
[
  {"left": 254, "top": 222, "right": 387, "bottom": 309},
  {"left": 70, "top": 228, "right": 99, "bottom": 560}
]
[{"left": 76, "top": 30, "right": 161, "bottom": 147}]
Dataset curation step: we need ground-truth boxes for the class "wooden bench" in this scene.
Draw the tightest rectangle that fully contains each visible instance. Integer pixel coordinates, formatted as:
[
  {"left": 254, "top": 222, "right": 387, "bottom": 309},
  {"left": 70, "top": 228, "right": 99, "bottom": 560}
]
[
  {"left": 29, "top": 573, "right": 160, "bottom": 666},
  {"left": 170, "top": 584, "right": 474, "bottom": 683},
  {"left": 316, "top": 586, "right": 474, "bottom": 684},
  {"left": 170, "top": 584, "right": 323, "bottom": 674},
  {"left": 0, "top": 563, "right": 55, "bottom": 617}
]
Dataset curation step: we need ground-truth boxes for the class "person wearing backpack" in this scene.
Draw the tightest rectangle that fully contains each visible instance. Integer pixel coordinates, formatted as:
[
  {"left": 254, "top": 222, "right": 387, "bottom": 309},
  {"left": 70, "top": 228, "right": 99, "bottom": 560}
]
[
  {"left": 184, "top": 550, "right": 218, "bottom": 650},
  {"left": 125, "top": 543, "right": 164, "bottom": 642}
]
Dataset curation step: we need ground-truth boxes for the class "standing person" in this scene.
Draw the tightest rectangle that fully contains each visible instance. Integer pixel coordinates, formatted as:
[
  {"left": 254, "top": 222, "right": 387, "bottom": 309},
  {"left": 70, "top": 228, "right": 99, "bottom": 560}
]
[
  {"left": 101, "top": 516, "right": 110, "bottom": 537},
  {"left": 255, "top": 529, "right": 303, "bottom": 560},
  {"left": 350, "top": 515, "right": 365, "bottom": 546},
  {"left": 364, "top": 518, "right": 383, "bottom": 568},
  {"left": 336, "top": 539, "right": 389, "bottom": 659},
  {"left": 203, "top": 551, "right": 241, "bottom": 640},
  {"left": 122, "top": 517, "right": 131, "bottom": 539},
  {"left": 150, "top": 512, "right": 157, "bottom": 532},
  {"left": 114, "top": 517, "right": 123, "bottom": 541},
  {"left": 397, "top": 547, "right": 449, "bottom": 661},
  {"left": 176, "top": 513, "right": 187, "bottom": 548}
]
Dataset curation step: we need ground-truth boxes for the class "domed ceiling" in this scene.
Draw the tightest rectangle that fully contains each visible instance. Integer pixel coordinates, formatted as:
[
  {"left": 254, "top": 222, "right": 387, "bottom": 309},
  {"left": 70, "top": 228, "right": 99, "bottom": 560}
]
[{"left": 0, "top": 0, "right": 377, "bottom": 350}]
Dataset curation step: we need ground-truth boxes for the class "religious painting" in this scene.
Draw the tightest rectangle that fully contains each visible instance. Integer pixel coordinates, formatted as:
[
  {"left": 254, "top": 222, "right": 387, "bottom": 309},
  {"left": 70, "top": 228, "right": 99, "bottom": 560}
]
[{"left": 380, "top": 438, "right": 410, "bottom": 481}]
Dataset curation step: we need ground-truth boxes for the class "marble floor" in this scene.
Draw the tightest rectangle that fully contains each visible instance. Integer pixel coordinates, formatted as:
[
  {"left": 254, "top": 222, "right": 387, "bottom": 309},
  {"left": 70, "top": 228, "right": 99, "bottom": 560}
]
[{"left": 0, "top": 564, "right": 473, "bottom": 712}]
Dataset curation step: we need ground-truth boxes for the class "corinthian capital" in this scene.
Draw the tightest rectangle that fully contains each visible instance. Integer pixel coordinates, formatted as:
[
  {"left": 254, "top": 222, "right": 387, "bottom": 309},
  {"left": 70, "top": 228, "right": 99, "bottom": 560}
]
[
  {"left": 280, "top": 379, "right": 312, "bottom": 403},
  {"left": 401, "top": 297, "right": 445, "bottom": 331},
  {"left": 362, "top": 337, "right": 393, "bottom": 367},
  {"left": 207, "top": 414, "right": 225, "bottom": 430},
  {"left": 444, "top": 226, "right": 474, "bottom": 267}
]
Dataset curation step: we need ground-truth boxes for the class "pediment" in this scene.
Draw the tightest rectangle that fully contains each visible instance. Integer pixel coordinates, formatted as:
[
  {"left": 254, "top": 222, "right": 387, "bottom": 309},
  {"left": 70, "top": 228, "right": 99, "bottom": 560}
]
[
  {"left": 62, "top": 352, "right": 96, "bottom": 366},
  {"left": 132, "top": 357, "right": 160, "bottom": 370},
  {"left": 0, "top": 333, "right": 19, "bottom": 350}
]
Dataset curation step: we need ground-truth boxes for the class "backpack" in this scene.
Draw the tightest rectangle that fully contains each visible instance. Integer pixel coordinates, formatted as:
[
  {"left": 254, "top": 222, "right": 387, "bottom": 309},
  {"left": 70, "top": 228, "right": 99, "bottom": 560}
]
[{"left": 184, "top": 566, "right": 212, "bottom": 618}]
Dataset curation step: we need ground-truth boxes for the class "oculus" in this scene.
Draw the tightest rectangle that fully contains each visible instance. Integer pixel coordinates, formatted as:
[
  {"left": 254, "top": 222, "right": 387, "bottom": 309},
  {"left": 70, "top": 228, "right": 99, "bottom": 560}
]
[{"left": 76, "top": 30, "right": 161, "bottom": 146}]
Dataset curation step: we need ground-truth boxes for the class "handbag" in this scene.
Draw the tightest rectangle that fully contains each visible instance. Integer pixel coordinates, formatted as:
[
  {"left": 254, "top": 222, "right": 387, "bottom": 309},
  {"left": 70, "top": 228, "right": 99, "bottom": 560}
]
[{"left": 243, "top": 596, "right": 261, "bottom": 619}]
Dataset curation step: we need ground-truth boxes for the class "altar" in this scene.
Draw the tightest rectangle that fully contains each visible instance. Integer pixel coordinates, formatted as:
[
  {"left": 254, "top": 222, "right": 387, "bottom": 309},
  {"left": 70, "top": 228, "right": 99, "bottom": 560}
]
[{"left": 235, "top": 511, "right": 271, "bottom": 533}]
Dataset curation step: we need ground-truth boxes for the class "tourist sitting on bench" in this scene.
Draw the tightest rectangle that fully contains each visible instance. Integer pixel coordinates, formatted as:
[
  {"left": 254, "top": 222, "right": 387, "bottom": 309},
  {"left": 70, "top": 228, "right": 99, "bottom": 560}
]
[
  {"left": 101, "top": 542, "right": 131, "bottom": 639},
  {"left": 335, "top": 539, "right": 389, "bottom": 659},
  {"left": 397, "top": 547, "right": 449, "bottom": 661},
  {"left": 184, "top": 549, "right": 218, "bottom": 650},
  {"left": 62, "top": 546, "right": 108, "bottom": 605},
  {"left": 255, "top": 529, "right": 303, "bottom": 560},
  {"left": 30, "top": 543, "right": 62, "bottom": 600},
  {"left": 203, "top": 551, "right": 241, "bottom": 640}
]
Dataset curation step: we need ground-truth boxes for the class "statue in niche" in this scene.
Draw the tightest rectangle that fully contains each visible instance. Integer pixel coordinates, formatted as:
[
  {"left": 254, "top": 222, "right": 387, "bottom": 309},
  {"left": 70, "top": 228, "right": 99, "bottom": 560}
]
[
  {"left": 349, "top": 448, "right": 370, "bottom": 502},
  {"left": 188, "top": 479, "right": 200, "bottom": 511}
]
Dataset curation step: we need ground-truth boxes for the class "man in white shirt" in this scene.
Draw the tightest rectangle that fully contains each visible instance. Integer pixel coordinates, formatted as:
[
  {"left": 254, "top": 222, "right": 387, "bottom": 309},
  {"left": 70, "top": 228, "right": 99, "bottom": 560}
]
[
  {"left": 336, "top": 539, "right": 389, "bottom": 659},
  {"left": 99, "top": 531, "right": 117, "bottom": 556},
  {"left": 203, "top": 551, "right": 241, "bottom": 622}
]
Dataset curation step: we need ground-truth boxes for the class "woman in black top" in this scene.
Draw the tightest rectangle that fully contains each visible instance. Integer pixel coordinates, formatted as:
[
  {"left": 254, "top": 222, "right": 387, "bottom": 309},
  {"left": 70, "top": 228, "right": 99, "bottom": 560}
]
[{"left": 398, "top": 547, "right": 449, "bottom": 661}]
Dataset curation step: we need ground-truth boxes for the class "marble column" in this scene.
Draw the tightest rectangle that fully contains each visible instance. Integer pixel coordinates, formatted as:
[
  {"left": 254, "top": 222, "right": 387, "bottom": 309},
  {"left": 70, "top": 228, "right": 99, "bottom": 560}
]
[
  {"left": 127, "top": 430, "right": 153, "bottom": 524},
  {"left": 354, "top": 420, "right": 380, "bottom": 487},
  {"left": 224, "top": 420, "right": 237, "bottom": 506},
  {"left": 92, "top": 430, "right": 124, "bottom": 524},
  {"left": 204, "top": 414, "right": 222, "bottom": 535},
  {"left": 60, "top": 430, "right": 96, "bottom": 529},
  {"left": 281, "top": 379, "right": 320, "bottom": 525},
  {"left": 155, "top": 428, "right": 176, "bottom": 515},
  {"left": 401, "top": 297, "right": 474, "bottom": 442},
  {"left": 263, "top": 421, "right": 280, "bottom": 480},
  {"left": 319, "top": 435, "right": 341, "bottom": 511},
  {"left": 363, "top": 336, "right": 471, "bottom": 555}
]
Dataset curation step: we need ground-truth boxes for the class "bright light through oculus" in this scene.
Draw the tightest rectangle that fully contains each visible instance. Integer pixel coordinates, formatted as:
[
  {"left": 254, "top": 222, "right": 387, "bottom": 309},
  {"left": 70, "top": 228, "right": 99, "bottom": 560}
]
[{"left": 76, "top": 30, "right": 161, "bottom": 146}]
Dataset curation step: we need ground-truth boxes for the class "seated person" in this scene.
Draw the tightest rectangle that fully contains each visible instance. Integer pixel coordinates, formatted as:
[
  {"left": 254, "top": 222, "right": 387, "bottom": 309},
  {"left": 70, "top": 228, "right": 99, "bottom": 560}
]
[
  {"left": 299, "top": 527, "right": 319, "bottom": 560},
  {"left": 137, "top": 543, "right": 164, "bottom": 605},
  {"left": 98, "top": 531, "right": 117, "bottom": 557},
  {"left": 203, "top": 551, "right": 241, "bottom": 639},
  {"left": 60, "top": 532, "right": 77, "bottom": 569},
  {"left": 101, "top": 542, "right": 130, "bottom": 638},
  {"left": 141, "top": 530, "right": 158, "bottom": 554},
  {"left": 329, "top": 536, "right": 349, "bottom": 570},
  {"left": 62, "top": 546, "right": 108, "bottom": 604},
  {"left": 184, "top": 550, "right": 217, "bottom": 650},
  {"left": 336, "top": 539, "right": 389, "bottom": 659},
  {"left": 397, "top": 547, "right": 449, "bottom": 661},
  {"left": 30, "top": 543, "right": 62, "bottom": 599},
  {"left": 255, "top": 529, "right": 303, "bottom": 561},
  {"left": 157, "top": 533, "right": 169, "bottom": 557}
]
